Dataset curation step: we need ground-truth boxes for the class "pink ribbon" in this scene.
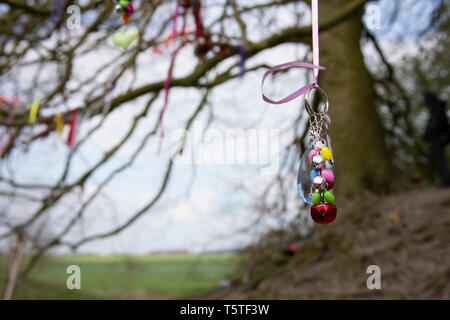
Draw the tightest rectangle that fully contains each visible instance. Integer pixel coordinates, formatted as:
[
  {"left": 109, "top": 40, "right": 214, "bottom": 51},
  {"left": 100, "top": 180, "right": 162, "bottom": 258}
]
[
  {"left": 311, "top": 0, "right": 319, "bottom": 81},
  {"left": 261, "top": 62, "right": 325, "bottom": 104},
  {"left": 261, "top": 0, "right": 325, "bottom": 105}
]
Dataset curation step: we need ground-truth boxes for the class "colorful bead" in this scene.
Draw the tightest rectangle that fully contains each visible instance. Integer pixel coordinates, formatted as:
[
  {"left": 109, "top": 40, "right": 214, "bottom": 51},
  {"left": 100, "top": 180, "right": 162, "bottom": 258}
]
[
  {"left": 321, "top": 169, "right": 334, "bottom": 183},
  {"left": 310, "top": 204, "right": 337, "bottom": 224},
  {"left": 312, "top": 191, "right": 321, "bottom": 205},
  {"left": 308, "top": 148, "right": 317, "bottom": 161},
  {"left": 323, "top": 190, "right": 335, "bottom": 204},
  {"left": 120, "top": 0, "right": 130, "bottom": 8},
  {"left": 310, "top": 168, "right": 319, "bottom": 181},
  {"left": 124, "top": 5, "right": 134, "bottom": 15},
  {"left": 320, "top": 146, "right": 332, "bottom": 160}
]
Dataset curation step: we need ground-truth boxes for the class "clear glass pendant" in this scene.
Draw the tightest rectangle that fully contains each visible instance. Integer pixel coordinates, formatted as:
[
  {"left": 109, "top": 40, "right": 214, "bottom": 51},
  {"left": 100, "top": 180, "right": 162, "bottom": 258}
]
[{"left": 297, "top": 146, "right": 314, "bottom": 205}]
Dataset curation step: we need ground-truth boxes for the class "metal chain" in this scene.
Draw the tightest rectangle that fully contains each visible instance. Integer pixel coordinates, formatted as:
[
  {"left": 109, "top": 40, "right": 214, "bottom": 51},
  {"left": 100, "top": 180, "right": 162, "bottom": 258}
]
[
  {"left": 305, "top": 87, "right": 331, "bottom": 146},
  {"left": 308, "top": 112, "right": 330, "bottom": 146}
]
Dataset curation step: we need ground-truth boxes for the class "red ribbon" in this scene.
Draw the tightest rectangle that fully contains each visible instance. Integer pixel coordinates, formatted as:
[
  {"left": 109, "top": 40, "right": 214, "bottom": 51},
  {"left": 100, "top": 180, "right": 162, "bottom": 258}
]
[
  {"left": 192, "top": 2, "right": 204, "bottom": 37},
  {"left": 66, "top": 109, "right": 77, "bottom": 148}
]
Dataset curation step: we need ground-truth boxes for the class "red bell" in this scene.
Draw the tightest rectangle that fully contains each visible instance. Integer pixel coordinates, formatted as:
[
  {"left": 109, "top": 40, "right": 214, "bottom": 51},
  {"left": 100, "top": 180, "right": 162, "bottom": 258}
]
[{"left": 310, "top": 204, "right": 337, "bottom": 224}]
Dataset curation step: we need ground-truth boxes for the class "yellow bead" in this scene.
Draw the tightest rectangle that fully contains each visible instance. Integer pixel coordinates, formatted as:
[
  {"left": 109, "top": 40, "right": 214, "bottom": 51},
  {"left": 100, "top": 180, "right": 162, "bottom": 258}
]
[{"left": 321, "top": 146, "right": 332, "bottom": 160}]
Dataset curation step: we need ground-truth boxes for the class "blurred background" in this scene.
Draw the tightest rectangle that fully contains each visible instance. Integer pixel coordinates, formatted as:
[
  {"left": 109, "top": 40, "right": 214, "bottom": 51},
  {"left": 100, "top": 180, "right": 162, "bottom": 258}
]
[{"left": 0, "top": 0, "right": 448, "bottom": 299}]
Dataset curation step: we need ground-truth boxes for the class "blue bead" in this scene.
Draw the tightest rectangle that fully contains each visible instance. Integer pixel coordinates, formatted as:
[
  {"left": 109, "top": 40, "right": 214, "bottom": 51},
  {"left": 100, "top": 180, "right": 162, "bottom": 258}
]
[{"left": 310, "top": 168, "right": 319, "bottom": 181}]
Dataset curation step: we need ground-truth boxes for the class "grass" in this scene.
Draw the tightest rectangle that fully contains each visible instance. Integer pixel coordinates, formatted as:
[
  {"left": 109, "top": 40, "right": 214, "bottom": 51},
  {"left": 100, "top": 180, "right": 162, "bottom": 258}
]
[{"left": 0, "top": 253, "right": 237, "bottom": 299}]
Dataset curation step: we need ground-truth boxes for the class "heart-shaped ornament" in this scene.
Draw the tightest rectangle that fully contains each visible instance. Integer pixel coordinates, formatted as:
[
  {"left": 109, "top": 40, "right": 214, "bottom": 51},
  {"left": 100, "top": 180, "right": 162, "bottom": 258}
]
[
  {"left": 310, "top": 204, "right": 337, "bottom": 224},
  {"left": 113, "top": 27, "right": 139, "bottom": 49}
]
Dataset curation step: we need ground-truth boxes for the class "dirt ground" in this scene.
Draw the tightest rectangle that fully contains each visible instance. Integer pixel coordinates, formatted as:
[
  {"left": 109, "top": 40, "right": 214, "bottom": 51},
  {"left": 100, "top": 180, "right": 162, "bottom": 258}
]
[{"left": 200, "top": 187, "right": 450, "bottom": 299}]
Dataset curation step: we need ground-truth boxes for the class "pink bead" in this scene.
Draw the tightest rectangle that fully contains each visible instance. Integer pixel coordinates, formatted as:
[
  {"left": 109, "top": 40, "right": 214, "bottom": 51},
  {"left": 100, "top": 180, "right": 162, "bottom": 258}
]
[
  {"left": 321, "top": 169, "right": 334, "bottom": 183},
  {"left": 316, "top": 164, "right": 324, "bottom": 170},
  {"left": 124, "top": 5, "right": 134, "bottom": 15},
  {"left": 308, "top": 149, "right": 317, "bottom": 161}
]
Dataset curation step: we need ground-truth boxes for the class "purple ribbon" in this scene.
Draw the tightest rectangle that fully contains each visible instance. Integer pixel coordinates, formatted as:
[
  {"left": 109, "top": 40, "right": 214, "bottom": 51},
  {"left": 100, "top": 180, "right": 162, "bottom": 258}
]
[
  {"left": 261, "top": 0, "right": 325, "bottom": 105},
  {"left": 238, "top": 45, "right": 247, "bottom": 78},
  {"left": 50, "top": 0, "right": 67, "bottom": 22}
]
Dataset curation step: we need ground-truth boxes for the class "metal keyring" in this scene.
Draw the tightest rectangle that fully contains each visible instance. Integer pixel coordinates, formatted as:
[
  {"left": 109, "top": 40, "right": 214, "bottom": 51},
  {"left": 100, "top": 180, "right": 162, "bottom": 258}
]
[{"left": 305, "top": 86, "right": 329, "bottom": 115}]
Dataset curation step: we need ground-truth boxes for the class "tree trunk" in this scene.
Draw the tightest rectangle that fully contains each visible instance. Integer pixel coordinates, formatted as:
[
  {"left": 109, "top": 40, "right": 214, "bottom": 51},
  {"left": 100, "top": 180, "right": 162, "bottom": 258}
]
[{"left": 318, "top": 0, "right": 395, "bottom": 198}]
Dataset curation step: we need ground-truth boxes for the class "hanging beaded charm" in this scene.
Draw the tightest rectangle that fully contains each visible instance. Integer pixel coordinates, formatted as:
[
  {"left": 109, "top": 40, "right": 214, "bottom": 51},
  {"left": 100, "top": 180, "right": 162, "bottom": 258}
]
[
  {"left": 115, "top": 0, "right": 134, "bottom": 24},
  {"left": 297, "top": 87, "right": 337, "bottom": 224},
  {"left": 113, "top": 0, "right": 139, "bottom": 49}
]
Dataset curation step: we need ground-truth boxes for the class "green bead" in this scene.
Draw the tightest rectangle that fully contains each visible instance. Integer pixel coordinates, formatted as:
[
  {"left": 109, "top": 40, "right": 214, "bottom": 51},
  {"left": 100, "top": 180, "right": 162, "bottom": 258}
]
[
  {"left": 324, "top": 190, "right": 335, "bottom": 204},
  {"left": 120, "top": 0, "right": 130, "bottom": 7},
  {"left": 312, "top": 191, "right": 322, "bottom": 205}
]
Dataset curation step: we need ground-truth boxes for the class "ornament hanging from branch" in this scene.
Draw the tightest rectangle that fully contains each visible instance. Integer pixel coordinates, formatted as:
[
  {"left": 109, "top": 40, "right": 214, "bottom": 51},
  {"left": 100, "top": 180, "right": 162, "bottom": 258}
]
[
  {"left": 113, "top": 0, "right": 139, "bottom": 49},
  {"left": 261, "top": 0, "right": 337, "bottom": 224}
]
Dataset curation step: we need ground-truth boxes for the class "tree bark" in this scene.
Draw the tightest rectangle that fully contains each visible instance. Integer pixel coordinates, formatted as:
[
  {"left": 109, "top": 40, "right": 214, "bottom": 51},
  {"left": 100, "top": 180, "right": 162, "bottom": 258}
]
[{"left": 318, "top": 0, "right": 395, "bottom": 197}]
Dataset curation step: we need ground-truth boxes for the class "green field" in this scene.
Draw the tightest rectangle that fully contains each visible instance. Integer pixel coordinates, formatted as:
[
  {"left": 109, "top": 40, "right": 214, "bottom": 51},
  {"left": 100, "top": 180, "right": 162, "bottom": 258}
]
[{"left": 0, "top": 253, "right": 237, "bottom": 299}]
